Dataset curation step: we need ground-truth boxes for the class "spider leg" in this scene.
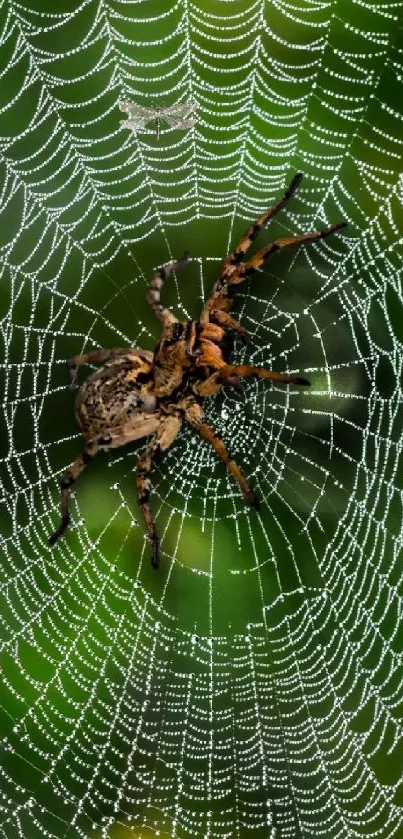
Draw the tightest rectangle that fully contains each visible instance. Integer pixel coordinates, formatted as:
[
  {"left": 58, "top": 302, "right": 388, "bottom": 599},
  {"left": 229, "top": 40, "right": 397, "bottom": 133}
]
[
  {"left": 185, "top": 402, "right": 259, "bottom": 508},
  {"left": 136, "top": 451, "right": 159, "bottom": 566},
  {"left": 232, "top": 221, "right": 347, "bottom": 285},
  {"left": 48, "top": 446, "right": 97, "bottom": 546},
  {"left": 210, "top": 308, "right": 249, "bottom": 343},
  {"left": 201, "top": 173, "right": 303, "bottom": 321},
  {"left": 217, "top": 364, "right": 310, "bottom": 387},
  {"left": 67, "top": 347, "right": 153, "bottom": 387},
  {"left": 202, "top": 177, "right": 346, "bottom": 318},
  {"left": 146, "top": 252, "right": 190, "bottom": 325},
  {"left": 194, "top": 370, "right": 243, "bottom": 397},
  {"left": 221, "top": 172, "right": 303, "bottom": 276},
  {"left": 136, "top": 415, "right": 182, "bottom": 569}
]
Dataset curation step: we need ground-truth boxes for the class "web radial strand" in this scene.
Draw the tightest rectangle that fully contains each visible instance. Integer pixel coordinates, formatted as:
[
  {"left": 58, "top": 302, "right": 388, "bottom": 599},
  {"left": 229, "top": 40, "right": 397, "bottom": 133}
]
[{"left": 0, "top": 0, "right": 402, "bottom": 838}]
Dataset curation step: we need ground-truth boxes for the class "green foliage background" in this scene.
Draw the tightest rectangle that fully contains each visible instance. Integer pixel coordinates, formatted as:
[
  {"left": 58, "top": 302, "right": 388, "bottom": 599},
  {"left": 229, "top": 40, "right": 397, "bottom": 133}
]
[{"left": 0, "top": 1, "right": 402, "bottom": 838}]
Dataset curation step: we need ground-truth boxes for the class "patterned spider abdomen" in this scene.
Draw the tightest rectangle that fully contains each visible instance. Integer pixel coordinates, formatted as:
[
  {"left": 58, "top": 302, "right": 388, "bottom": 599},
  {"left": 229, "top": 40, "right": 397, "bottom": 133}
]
[{"left": 74, "top": 351, "right": 158, "bottom": 448}]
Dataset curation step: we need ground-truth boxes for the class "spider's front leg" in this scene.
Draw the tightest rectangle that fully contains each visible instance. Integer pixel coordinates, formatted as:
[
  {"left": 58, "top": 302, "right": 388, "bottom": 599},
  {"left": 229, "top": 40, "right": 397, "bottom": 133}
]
[
  {"left": 219, "top": 172, "right": 303, "bottom": 281},
  {"left": 201, "top": 172, "right": 304, "bottom": 321},
  {"left": 185, "top": 402, "right": 259, "bottom": 509},
  {"left": 236, "top": 221, "right": 347, "bottom": 282},
  {"left": 136, "top": 414, "right": 182, "bottom": 568},
  {"left": 202, "top": 173, "right": 347, "bottom": 320},
  {"left": 209, "top": 308, "right": 249, "bottom": 343}
]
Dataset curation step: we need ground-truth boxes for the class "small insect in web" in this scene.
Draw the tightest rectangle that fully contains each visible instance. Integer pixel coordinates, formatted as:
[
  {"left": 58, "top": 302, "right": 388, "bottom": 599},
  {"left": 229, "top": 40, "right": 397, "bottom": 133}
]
[
  {"left": 48, "top": 174, "right": 347, "bottom": 569},
  {"left": 118, "top": 99, "right": 197, "bottom": 139}
]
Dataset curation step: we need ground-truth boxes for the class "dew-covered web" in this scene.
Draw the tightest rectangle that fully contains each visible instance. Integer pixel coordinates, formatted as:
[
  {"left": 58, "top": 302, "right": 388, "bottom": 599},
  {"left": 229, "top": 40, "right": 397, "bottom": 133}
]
[{"left": 0, "top": 1, "right": 403, "bottom": 837}]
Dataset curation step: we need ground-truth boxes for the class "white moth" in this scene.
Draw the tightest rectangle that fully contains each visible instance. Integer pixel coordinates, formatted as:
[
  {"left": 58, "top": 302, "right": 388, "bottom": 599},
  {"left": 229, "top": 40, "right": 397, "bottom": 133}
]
[{"left": 118, "top": 99, "right": 197, "bottom": 139}]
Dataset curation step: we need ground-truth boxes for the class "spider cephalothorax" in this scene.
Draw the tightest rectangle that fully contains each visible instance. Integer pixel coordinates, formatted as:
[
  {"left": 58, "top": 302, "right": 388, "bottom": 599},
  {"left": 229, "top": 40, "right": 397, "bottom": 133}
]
[{"left": 49, "top": 173, "right": 346, "bottom": 568}]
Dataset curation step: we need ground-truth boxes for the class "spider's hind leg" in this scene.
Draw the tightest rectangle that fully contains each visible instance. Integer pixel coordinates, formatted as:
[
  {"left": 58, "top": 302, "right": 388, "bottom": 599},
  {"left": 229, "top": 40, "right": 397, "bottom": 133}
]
[
  {"left": 136, "top": 450, "right": 159, "bottom": 567},
  {"left": 49, "top": 446, "right": 97, "bottom": 546},
  {"left": 136, "top": 415, "right": 182, "bottom": 568}
]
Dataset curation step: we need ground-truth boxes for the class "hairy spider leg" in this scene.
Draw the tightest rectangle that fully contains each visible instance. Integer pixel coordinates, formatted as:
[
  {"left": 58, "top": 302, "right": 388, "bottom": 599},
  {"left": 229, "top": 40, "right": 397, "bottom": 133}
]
[
  {"left": 201, "top": 172, "right": 304, "bottom": 323},
  {"left": 217, "top": 364, "right": 310, "bottom": 387},
  {"left": 136, "top": 451, "right": 158, "bottom": 566},
  {"left": 221, "top": 172, "right": 303, "bottom": 279},
  {"left": 192, "top": 335, "right": 243, "bottom": 393},
  {"left": 209, "top": 308, "right": 249, "bottom": 342},
  {"left": 67, "top": 347, "right": 153, "bottom": 387},
  {"left": 185, "top": 402, "right": 259, "bottom": 508},
  {"left": 195, "top": 364, "right": 310, "bottom": 397},
  {"left": 229, "top": 222, "right": 347, "bottom": 288},
  {"left": 147, "top": 252, "right": 190, "bottom": 325},
  {"left": 136, "top": 415, "right": 182, "bottom": 568},
  {"left": 48, "top": 447, "right": 96, "bottom": 546}
]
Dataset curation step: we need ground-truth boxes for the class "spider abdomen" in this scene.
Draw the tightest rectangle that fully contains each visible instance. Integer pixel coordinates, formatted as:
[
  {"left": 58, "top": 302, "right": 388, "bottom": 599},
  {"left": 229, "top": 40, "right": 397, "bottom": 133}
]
[{"left": 74, "top": 351, "right": 158, "bottom": 444}]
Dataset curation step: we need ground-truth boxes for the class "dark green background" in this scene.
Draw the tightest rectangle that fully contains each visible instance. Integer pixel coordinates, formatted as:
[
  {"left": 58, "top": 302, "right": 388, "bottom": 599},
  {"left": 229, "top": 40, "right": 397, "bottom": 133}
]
[{"left": 0, "top": 1, "right": 402, "bottom": 837}]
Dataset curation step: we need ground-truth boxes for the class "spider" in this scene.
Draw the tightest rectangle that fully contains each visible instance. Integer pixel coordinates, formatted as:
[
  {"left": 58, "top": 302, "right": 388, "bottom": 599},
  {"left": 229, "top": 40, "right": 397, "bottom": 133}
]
[{"left": 49, "top": 173, "right": 346, "bottom": 568}]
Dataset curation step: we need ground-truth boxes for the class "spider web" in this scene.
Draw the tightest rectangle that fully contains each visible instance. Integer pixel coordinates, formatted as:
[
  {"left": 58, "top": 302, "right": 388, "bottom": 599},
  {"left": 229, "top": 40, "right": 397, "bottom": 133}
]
[{"left": 0, "top": 0, "right": 402, "bottom": 837}]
